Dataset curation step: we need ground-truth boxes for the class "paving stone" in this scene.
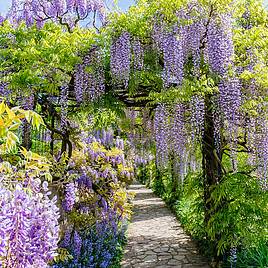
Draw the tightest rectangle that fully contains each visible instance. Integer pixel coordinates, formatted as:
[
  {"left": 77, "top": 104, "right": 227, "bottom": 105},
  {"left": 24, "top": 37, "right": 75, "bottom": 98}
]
[
  {"left": 173, "top": 254, "right": 186, "bottom": 261},
  {"left": 158, "top": 252, "right": 171, "bottom": 256},
  {"left": 121, "top": 183, "right": 210, "bottom": 268},
  {"left": 143, "top": 254, "right": 158, "bottom": 262},
  {"left": 167, "top": 259, "right": 182, "bottom": 266},
  {"left": 158, "top": 254, "right": 172, "bottom": 260}
]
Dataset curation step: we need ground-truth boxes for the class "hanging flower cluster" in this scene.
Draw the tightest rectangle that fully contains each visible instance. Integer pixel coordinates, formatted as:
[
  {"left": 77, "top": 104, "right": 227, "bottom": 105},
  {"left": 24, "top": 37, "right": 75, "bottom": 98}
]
[
  {"left": 212, "top": 95, "right": 222, "bottom": 155},
  {"left": 94, "top": 129, "right": 114, "bottom": 147},
  {"left": 162, "top": 32, "right": 184, "bottom": 86},
  {"left": 253, "top": 114, "right": 268, "bottom": 190},
  {"left": 110, "top": 32, "right": 131, "bottom": 88},
  {"left": 207, "top": 14, "right": 234, "bottom": 76},
  {"left": 63, "top": 182, "right": 77, "bottom": 212},
  {"left": 190, "top": 95, "right": 205, "bottom": 141},
  {"left": 206, "top": 14, "right": 242, "bottom": 168},
  {"left": 74, "top": 49, "right": 105, "bottom": 104},
  {"left": 179, "top": 3, "right": 206, "bottom": 75},
  {"left": 154, "top": 104, "right": 169, "bottom": 168},
  {"left": 258, "top": 121, "right": 268, "bottom": 190},
  {"left": 152, "top": 21, "right": 185, "bottom": 87},
  {"left": 0, "top": 83, "right": 10, "bottom": 100},
  {"left": 125, "top": 109, "right": 139, "bottom": 147},
  {"left": 74, "top": 64, "right": 84, "bottom": 103},
  {"left": 0, "top": 182, "right": 60, "bottom": 267},
  {"left": 171, "top": 103, "right": 188, "bottom": 177},
  {"left": 218, "top": 77, "right": 241, "bottom": 155},
  {"left": 0, "top": 15, "right": 4, "bottom": 24},
  {"left": 132, "top": 39, "right": 144, "bottom": 71},
  {"left": 172, "top": 103, "right": 186, "bottom": 156}
]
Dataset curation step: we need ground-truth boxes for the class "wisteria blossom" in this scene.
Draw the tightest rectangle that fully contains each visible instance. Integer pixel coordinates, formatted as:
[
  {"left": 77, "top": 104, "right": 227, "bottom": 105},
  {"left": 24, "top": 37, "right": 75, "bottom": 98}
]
[
  {"left": 0, "top": 183, "right": 60, "bottom": 267},
  {"left": 110, "top": 32, "right": 131, "bottom": 88}
]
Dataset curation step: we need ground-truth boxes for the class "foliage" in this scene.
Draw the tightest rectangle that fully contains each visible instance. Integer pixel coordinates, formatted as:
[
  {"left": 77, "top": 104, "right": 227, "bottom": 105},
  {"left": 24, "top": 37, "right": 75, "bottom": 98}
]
[
  {"left": 207, "top": 173, "right": 268, "bottom": 256},
  {"left": 0, "top": 101, "right": 44, "bottom": 152},
  {"left": 0, "top": 22, "right": 95, "bottom": 95},
  {"left": 175, "top": 172, "right": 206, "bottom": 241},
  {"left": 235, "top": 240, "right": 268, "bottom": 268}
]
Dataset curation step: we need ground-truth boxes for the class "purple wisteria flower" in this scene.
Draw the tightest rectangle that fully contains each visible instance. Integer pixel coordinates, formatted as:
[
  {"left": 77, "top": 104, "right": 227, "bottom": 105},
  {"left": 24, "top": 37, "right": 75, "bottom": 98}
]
[
  {"left": 132, "top": 39, "right": 144, "bottom": 71},
  {"left": 172, "top": 103, "right": 186, "bottom": 154},
  {"left": 162, "top": 32, "right": 184, "bottom": 87},
  {"left": 110, "top": 32, "right": 131, "bottom": 88},
  {"left": 73, "top": 231, "right": 82, "bottom": 257},
  {"left": 63, "top": 182, "right": 76, "bottom": 212},
  {"left": 190, "top": 95, "right": 205, "bottom": 141},
  {"left": 74, "top": 50, "right": 105, "bottom": 103},
  {"left": 0, "top": 183, "right": 60, "bottom": 267},
  {"left": 154, "top": 104, "right": 169, "bottom": 168},
  {"left": 207, "top": 14, "right": 234, "bottom": 76}
]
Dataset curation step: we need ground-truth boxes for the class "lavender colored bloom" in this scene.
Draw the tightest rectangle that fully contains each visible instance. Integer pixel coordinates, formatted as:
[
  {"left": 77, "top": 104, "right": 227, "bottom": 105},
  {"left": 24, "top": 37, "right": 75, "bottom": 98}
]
[
  {"left": 0, "top": 183, "right": 60, "bottom": 266},
  {"left": 74, "top": 64, "right": 85, "bottom": 103},
  {"left": 115, "top": 137, "right": 124, "bottom": 150},
  {"left": 162, "top": 32, "right": 184, "bottom": 87},
  {"left": 132, "top": 39, "right": 144, "bottom": 71},
  {"left": 207, "top": 14, "right": 234, "bottom": 76},
  {"left": 77, "top": 0, "right": 87, "bottom": 17},
  {"left": 22, "top": 0, "right": 34, "bottom": 27},
  {"left": 73, "top": 231, "right": 82, "bottom": 257},
  {"left": 22, "top": 93, "right": 35, "bottom": 110},
  {"left": 212, "top": 95, "right": 222, "bottom": 154},
  {"left": 74, "top": 49, "right": 105, "bottom": 103},
  {"left": 63, "top": 182, "right": 76, "bottom": 212},
  {"left": 66, "top": 0, "right": 76, "bottom": 11},
  {"left": 190, "top": 95, "right": 205, "bottom": 141},
  {"left": 52, "top": 0, "right": 66, "bottom": 16},
  {"left": 154, "top": 104, "right": 169, "bottom": 168},
  {"left": 172, "top": 103, "right": 186, "bottom": 152},
  {"left": 101, "top": 198, "right": 108, "bottom": 212},
  {"left": 0, "top": 15, "right": 5, "bottom": 24},
  {"left": 218, "top": 77, "right": 241, "bottom": 135},
  {"left": 218, "top": 77, "right": 241, "bottom": 170},
  {"left": 76, "top": 172, "right": 92, "bottom": 189},
  {"left": 0, "top": 82, "right": 11, "bottom": 100},
  {"left": 110, "top": 32, "right": 131, "bottom": 88},
  {"left": 257, "top": 119, "right": 268, "bottom": 190}
]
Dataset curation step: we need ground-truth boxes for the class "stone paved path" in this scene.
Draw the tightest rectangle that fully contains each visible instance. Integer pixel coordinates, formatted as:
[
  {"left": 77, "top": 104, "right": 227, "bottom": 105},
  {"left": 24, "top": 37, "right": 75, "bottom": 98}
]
[{"left": 121, "top": 183, "right": 210, "bottom": 268}]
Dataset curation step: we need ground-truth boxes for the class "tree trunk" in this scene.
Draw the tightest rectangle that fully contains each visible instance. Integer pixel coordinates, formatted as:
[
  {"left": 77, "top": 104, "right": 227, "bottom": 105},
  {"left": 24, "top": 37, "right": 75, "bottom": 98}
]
[
  {"left": 50, "top": 115, "right": 55, "bottom": 155},
  {"left": 202, "top": 94, "right": 223, "bottom": 267},
  {"left": 60, "top": 129, "right": 72, "bottom": 162},
  {"left": 22, "top": 122, "right": 32, "bottom": 150}
]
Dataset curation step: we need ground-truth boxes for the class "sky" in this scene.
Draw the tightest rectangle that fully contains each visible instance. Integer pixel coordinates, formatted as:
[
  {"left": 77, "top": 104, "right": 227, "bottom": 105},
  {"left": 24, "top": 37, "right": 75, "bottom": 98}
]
[{"left": 0, "top": 0, "right": 135, "bottom": 15}]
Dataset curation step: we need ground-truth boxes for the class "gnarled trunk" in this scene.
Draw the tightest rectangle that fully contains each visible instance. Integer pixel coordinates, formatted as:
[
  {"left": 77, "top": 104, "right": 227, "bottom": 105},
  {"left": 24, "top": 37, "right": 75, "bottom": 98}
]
[{"left": 202, "top": 94, "right": 223, "bottom": 267}]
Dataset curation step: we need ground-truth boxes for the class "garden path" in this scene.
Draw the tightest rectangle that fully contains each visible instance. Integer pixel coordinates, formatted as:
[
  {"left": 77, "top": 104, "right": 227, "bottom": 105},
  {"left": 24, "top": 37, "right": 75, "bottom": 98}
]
[{"left": 121, "top": 183, "right": 210, "bottom": 268}]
